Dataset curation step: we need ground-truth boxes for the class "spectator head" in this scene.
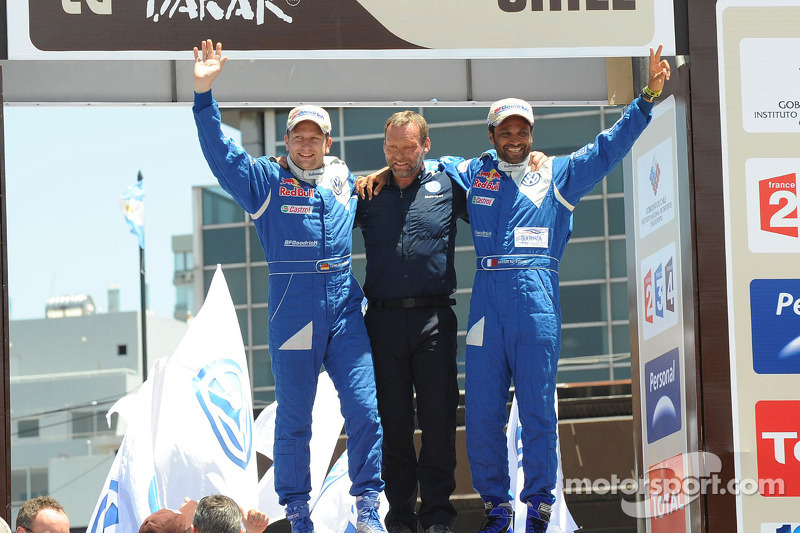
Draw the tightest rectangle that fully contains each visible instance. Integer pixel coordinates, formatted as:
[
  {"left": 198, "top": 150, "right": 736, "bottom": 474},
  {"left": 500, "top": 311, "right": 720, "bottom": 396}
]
[
  {"left": 139, "top": 509, "right": 191, "bottom": 533},
  {"left": 191, "top": 495, "right": 242, "bottom": 533},
  {"left": 15, "top": 496, "right": 69, "bottom": 533}
]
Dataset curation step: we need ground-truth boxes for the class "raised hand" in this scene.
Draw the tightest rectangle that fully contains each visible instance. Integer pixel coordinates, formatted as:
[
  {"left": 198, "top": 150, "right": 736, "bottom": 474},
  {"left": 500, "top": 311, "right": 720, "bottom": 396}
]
[
  {"left": 194, "top": 39, "right": 228, "bottom": 94},
  {"left": 648, "top": 44, "right": 671, "bottom": 94}
]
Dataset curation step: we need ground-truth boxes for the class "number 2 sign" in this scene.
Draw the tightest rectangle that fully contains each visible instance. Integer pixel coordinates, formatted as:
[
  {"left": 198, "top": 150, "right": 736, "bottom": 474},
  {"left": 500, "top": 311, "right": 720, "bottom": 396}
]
[{"left": 746, "top": 160, "right": 800, "bottom": 253}]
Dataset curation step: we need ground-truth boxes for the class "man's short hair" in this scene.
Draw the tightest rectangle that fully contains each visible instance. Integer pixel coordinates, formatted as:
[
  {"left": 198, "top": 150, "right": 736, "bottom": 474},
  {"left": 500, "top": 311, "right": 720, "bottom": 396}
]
[
  {"left": 384, "top": 111, "right": 429, "bottom": 143},
  {"left": 16, "top": 496, "right": 67, "bottom": 529},
  {"left": 192, "top": 494, "right": 241, "bottom": 533}
]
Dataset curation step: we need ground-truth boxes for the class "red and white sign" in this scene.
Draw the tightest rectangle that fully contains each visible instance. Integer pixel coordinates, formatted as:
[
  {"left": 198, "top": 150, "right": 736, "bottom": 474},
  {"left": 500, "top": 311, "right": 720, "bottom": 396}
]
[
  {"left": 756, "top": 401, "right": 800, "bottom": 496},
  {"left": 746, "top": 159, "right": 800, "bottom": 252},
  {"left": 648, "top": 454, "right": 687, "bottom": 533}
]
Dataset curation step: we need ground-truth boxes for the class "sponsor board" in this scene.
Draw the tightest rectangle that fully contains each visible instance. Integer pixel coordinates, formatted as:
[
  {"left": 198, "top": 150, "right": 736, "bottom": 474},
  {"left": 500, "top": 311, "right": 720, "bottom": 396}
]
[
  {"left": 740, "top": 38, "right": 800, "bottom": 133},
  {"left": 639, "top": 242, "right": 678, "bottom": 340},
  {"left": 762, "top": 525, "right": 800, "bottom": 533},
  {"left": 755, "top": 401, "right": 800, "bottom": 496},
  {"left": 9, "top": 0, "right": 673, "bottom": 58},
  {"left": 645, "top": 348, "right": 682, "bottom": 443},
  {"left": 648, "top": 454, "right": 687, "bottom": 533},
  {"left": 745, "top": 159, "right": 800, "bottom": 253},
  {"left": 637, "top": 137, "right": 675, "bottom": 238},
  {"left": 750, "top": 279, "right": 800, "bottom": 374}
]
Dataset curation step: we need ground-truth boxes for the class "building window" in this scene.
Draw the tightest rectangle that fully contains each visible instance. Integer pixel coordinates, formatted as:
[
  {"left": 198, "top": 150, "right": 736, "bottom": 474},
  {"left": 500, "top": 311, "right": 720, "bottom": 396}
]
[
  {"left": 72, "top": 411, "right": 117, "bottom": 438},
  {"left": 17, "top": 419, "right": 39, "bottom": 439},
  {"left": 11, "top": 468, "right": 48, "bottom": 505},
  {"left": 117, "top": 344, "right": 127, "bottom": 356}
]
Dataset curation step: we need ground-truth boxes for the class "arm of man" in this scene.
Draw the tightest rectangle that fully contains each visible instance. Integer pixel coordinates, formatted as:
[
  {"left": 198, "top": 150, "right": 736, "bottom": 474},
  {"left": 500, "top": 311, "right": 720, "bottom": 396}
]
[
  {"left": 192, "top": 40, "right": 275, "bottom": 216},
  {"left": 552, "top": 45, "right": 670, "bottom": 207}
]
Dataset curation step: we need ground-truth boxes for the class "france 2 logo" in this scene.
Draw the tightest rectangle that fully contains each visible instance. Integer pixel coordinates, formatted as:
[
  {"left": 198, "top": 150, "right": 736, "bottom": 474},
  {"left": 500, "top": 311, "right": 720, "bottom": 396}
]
[{"left": 746, "top": 159, "right": 800, "bottom": 253}]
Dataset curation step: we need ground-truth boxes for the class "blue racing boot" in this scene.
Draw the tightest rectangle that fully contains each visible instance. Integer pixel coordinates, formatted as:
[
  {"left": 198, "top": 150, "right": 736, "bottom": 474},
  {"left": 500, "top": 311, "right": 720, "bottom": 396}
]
[
  {"left": 476, "top": 499, "right": 513, "bottom": 533},
  {"left": 286, "top": 501, "right": 314, "bottom": 533},
  {"left": 525, "top": 501, "right": 551, "bottom": 533},
  {"left": 356, "top": 491, "right": 387, "bottom": 533}
]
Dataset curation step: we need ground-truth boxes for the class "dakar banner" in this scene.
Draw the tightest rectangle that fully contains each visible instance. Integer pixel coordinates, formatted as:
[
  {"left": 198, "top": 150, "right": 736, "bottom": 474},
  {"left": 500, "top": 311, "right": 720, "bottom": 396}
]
[{"left": 8, "top": 0, "right": 675, "bottom": 59}]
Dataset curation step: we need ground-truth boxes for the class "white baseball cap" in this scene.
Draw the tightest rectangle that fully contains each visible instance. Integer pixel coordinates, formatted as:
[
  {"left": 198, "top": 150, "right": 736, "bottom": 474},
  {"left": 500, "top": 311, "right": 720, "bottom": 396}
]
[
  {"left": 487, "top": 98, "right": 535, "bottom": 127},
  {"left": 286, "top": 105, "right": 332, "bottom": 135}
]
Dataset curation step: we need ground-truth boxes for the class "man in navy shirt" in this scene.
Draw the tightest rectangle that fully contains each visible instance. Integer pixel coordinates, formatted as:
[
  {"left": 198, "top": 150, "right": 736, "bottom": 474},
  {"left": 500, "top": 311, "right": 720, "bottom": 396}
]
[{"left": 355, "top": 111, "right": 467, "bottom": 533}]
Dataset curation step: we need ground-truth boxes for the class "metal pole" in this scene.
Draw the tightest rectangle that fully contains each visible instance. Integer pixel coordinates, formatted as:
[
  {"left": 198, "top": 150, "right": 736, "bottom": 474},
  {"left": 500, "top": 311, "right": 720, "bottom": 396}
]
[{"left": 138, "top": 170, "right": 148, "bottom": 382}]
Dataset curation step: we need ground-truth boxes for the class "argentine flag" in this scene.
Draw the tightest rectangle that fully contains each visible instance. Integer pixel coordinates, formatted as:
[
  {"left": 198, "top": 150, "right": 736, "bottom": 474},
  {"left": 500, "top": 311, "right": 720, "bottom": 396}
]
[{"left": 120, "top": 179, "right": 145, "bottom": 249}]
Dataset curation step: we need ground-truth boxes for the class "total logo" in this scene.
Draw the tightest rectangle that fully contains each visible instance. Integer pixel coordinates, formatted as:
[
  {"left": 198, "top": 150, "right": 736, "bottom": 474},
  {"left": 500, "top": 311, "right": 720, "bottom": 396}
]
[
  {"left": 644, "top": 348, "right": 682, "bottom": 444},
  {"left": 640, "top": 242, "right": 678, "bottom": 340},
  {"left": 473, "top": 169, "right": 501, "bottom": 191},
  {"left": 755, "top": 400, "right": 800, "bottom": 496},
  {"left": 279, "top": 177, "right": 314, "bottom": 198},
  {"left": 750, "top": 279, "right": 800, "bottom": 374},
  {"left": 746, "top": 159, "right": 800, "bottom": 253},
  {"left": 648, "top": 454, "right": 687, "bottom": 533}
]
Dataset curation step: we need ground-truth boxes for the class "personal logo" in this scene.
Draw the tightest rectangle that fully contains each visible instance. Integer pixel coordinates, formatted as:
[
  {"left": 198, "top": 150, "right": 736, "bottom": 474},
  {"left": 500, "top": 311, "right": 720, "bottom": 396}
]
[
  {"left": 425, "top": 181, "right": 442, "bottom": 194},
  {"left": 762, "top": 524, "right": 800, "bottom": 533},
  {"left": 644, "top": 348, "right": 682, "bottom": 443},
  {"left": 649, "top": 153, "right": 661, "bottom": 195},
  {"left": 281, "top": 205, "right": 313, "bottom": 215},
  {"left": 750, "top": 279, "right": 800, "bottom": 374},
  {"left": 192, "top": 359, "right": 253, "bottom": 470},
  {"left": 472, "top": 196, "right": 495, "bottom": 206},
  {"left": 755, "top": 400, "right": 800, "bottom": 496},
  {"left": 280, "top": 177, "right": 313, "bottom": 198},
  {"left": 521, "top": 172, "right": 541, "bottom": 187},
  {"left": 474, "top": 169, "right": 502, "bottom": 191}
]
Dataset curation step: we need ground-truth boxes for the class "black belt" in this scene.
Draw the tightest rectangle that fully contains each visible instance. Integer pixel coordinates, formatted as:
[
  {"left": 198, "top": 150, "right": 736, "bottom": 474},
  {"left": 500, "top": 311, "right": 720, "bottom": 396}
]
[{"left": 369, "top": 296, "right": 456, "bottom": 311}]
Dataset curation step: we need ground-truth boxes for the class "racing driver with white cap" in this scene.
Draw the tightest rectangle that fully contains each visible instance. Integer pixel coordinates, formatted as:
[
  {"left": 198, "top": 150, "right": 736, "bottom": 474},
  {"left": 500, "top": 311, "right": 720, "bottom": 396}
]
[
  {"left": 435, "top": 45, "right": 671, "bottom": 533},
  {"left": 191, "top": 39, "right": 386, "bottom": 533}
]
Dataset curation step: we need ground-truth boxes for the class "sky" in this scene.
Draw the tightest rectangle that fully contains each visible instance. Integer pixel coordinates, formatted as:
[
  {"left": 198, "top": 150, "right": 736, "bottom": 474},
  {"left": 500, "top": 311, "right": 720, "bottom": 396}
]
[{"left": 4, "top": 105, "right": 240, "bottom": 321}]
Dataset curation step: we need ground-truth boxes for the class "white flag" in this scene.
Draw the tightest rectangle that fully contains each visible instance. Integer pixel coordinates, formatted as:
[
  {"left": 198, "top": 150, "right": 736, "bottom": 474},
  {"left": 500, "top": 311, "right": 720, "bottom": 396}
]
[
  {"left": 506, "top": 393, "right": 578, "bottom": 533},
  {"left": 310, "top": 451, "right": 388, "bottom": 533},
  {"left": 86, "top": 364, "right": 162, "bottom": 532},
  {"left": 152, "top": 265, "right": 258, "bottom": 511},
  {"left": 88, "top": 266, "right": 259, "bottom": 531},
  {"left": 255, "top": 371, "right": 347, "bottom": 521}
]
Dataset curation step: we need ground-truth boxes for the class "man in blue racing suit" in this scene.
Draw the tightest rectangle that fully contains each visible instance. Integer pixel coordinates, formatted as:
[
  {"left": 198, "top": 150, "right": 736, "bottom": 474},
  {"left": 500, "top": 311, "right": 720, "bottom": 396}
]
[
  {"left": 438, "top": 46, "right": 671, "bottom": 533},
  {"left": 191, "top": 40, "right": 386, "bottom": 533}
]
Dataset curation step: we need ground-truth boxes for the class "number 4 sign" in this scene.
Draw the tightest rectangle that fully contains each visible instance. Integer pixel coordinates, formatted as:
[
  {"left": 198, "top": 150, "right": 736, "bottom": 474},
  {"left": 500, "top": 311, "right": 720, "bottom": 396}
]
[{"left": 746, "top": 160, "right": 800, "bottom": 253}]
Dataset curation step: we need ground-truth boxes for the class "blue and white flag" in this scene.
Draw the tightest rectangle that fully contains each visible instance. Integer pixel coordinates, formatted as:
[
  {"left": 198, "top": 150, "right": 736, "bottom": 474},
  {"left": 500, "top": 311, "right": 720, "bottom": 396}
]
[
  {"left": 87, "top": 266, "right": 258, "bottom": 532},
  {"left": 311, "top": 451, "right": 388, "bottom": 533},
  {"left": 120, "top": 180, "right": 145, "bottom": 249},
  {"left": 86, "top": 364, "right": 161, "bottom": 532},
  {"left": 507, "top": 393, "right": 578, "bottom": 533},
  {"left": 151, "top": 265, "right": 258, "bottom": 511},
  {"left": 255, "top": 371, "right": 346, "bottom": 521}
]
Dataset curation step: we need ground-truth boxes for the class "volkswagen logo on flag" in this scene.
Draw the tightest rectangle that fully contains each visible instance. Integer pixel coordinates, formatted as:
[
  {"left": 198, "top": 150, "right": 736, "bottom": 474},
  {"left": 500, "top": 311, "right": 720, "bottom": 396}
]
[
  {"left": 89, "top": 479, "right": 119, "bottom": 533},
  {"left": 193, "top": 359, "right": 253, "bottom": 470}
]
